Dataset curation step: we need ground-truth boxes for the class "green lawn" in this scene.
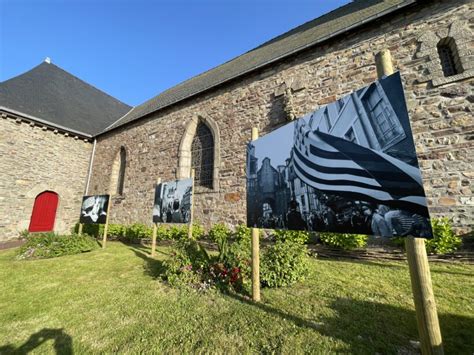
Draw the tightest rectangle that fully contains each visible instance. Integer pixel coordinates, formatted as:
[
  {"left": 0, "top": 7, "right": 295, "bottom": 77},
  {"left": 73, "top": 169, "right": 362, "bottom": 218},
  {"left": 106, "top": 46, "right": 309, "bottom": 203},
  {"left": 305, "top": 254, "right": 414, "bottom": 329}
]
[{"left": 0, "top": 242, "right": 472, "bottom": 354}]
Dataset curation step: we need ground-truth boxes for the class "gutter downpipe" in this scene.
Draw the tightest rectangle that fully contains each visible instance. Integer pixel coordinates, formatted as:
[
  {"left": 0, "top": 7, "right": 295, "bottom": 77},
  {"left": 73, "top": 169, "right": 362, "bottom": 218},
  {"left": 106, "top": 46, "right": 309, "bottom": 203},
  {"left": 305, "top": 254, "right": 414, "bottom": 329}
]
[{"left": 85, "top": 138, "right": 97, "bottom": 195}]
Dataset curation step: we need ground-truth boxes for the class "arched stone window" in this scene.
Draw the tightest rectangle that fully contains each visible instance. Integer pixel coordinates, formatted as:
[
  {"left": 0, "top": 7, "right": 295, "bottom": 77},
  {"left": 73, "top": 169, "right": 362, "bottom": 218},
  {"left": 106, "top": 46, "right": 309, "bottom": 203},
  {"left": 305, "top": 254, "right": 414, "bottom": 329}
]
[
  {"left": 437, "top": 37, "right": 463, "bottom": 77},
  {"left": 191, "top": 122, "right": 214, "bottom": 188},
  {"left": 110, "top": 146, "right": 126, "bottom": 195},
  {"left": 416, "top": 21, "right": 473, "bottom": 86},
  {"left": 178, "top": 115, "right": 220, "bottom": 191}
]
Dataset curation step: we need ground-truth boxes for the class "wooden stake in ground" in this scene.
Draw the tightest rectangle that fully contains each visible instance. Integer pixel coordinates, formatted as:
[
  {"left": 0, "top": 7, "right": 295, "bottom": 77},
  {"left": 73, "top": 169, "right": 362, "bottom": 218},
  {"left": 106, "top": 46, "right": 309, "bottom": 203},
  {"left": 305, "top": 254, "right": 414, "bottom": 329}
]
[
  {"left": 78, "top": 223, "right": 83, "bottom": 235},
  {"left": 375, "top": 49, "right": 443, "bottom": 354},
  {"left": 188, "top": 169, "right": 195, "bottom": 239},
  {"left": 406, "top": 237, "right": 443, "bottom": 354},
  {"left": 251, "top": 127, "right": 261, "bottom": 302},
  {"left": 102, "top": 197, "right": 112, "bottom": 249},
  {"left": 151, "top": 178, "right": 162, "bottom": 257}
]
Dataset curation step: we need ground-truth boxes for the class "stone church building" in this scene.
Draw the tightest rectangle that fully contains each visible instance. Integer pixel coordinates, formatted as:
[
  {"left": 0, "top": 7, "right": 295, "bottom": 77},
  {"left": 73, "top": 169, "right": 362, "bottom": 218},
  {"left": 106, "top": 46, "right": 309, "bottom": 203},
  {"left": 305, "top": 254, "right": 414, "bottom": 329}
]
[{"left": 1, "top": 0, "right": 472, "bottom": 242}]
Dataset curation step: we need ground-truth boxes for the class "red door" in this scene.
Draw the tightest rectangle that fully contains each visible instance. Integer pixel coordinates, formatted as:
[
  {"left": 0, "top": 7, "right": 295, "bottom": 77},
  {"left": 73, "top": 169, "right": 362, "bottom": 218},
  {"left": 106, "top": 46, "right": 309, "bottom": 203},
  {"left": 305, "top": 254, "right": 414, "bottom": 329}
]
[{"left": 28, "top": 191, "right": 59, "bottom": 232}]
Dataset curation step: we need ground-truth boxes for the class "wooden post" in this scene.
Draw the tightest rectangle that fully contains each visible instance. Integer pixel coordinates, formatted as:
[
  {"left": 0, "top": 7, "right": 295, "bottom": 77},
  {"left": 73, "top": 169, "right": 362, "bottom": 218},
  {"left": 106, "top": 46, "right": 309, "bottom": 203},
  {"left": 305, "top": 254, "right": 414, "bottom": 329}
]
[
  {"left": 375, "top": 49, "right": 443, "bottom": 354},
  {"left": 151, "top": 178, "right": 162, "bottom": 257},
  {"left": 151, "top": 224, "right": 158, "bottom": 257},
  {"left": 102, "top": 197, "right": 112, "bottom": 249},
  {"left": 78, "top": 223, "right": 83, "bottom": 235},
  {"left": 188, "top": 169, "right": 195, "bottom": 239},
  {"left": 251, "top": 227, "right": 260, "bottom": 302},
  {"left": 375, "top": 49, "right": 394, "bottom": 78},
  {"left": 406, "top": 237, "right": 443, "bottom": 354},
  {"left": 251, "top": 127, "right": 261, "bottom": 302}
]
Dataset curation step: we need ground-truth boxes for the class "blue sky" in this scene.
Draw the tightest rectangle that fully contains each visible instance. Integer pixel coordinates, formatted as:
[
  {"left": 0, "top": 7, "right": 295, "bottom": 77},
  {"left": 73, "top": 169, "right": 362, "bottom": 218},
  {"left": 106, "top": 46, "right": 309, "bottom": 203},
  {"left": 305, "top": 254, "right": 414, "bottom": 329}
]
[
  {"left": 254, "top": 120, "right": 295, "bottom": 169},
  {"left": 254, "top": 110, "right": 317, "bottom": 170},
  {"left": 0, "top": 0, "right": 349, "bottom": 106}
]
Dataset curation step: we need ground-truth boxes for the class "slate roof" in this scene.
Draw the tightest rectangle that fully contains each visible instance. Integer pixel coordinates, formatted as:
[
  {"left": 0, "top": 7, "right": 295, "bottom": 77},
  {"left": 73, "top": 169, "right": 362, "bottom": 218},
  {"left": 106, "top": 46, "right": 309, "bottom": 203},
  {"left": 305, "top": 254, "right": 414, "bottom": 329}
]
[
  {"left": 104, "top": 0, "right": 416, "bottom": 133},
  {"left": 0, "top": 62, "right": 131, "bottom": 136}
]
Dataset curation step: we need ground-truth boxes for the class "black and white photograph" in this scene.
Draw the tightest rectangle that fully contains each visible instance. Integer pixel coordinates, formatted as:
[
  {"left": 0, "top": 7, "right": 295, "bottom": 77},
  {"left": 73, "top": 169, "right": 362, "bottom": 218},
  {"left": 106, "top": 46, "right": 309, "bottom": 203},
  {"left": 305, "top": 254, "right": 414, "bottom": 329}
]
[
  {"left": 79, "top": 195, "right": 110, "bottom": 224},
  {"left": 153, "top": 178, "right": 193, "bottom": 224},
  {"left": 247, "top": 72, "right": 432, "bottom": 238}
]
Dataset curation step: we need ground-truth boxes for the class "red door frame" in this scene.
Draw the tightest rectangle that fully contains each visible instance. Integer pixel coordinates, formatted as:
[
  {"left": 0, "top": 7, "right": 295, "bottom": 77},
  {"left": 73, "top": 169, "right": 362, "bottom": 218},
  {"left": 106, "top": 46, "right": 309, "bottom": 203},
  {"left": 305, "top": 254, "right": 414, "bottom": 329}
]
[{"left": 28, "top": 191, "right": 59, "bottom": 232}]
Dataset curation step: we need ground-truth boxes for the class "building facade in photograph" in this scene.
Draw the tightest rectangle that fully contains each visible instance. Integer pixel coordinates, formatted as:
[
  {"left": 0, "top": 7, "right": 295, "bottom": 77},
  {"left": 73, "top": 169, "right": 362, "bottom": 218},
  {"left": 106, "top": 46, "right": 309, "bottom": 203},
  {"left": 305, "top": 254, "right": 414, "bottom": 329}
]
[
  {"left": 1, "top": 0, "right": 473, "bottom": 241},
  {"left": 309, "top": 77, "right": 416, "bottom": 165}
]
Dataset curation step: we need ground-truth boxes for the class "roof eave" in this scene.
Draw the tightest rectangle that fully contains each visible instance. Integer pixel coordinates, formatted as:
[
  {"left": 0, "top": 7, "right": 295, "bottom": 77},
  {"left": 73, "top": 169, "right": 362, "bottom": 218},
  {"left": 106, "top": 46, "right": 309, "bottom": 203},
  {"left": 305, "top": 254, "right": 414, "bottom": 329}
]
[{"left": 0, "top": 106, "right": 93, "bottom": 138}]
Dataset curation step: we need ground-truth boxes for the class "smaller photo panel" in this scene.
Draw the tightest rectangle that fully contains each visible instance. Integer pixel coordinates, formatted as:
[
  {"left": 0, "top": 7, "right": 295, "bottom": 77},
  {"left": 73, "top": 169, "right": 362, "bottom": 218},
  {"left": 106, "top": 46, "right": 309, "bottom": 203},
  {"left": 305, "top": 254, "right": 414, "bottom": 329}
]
[
  {"left": 80, "top": 195, "right": 110, "bottom": 224},
  {"left": 153, "top": 178, "right": 193, "bottom": 224}
]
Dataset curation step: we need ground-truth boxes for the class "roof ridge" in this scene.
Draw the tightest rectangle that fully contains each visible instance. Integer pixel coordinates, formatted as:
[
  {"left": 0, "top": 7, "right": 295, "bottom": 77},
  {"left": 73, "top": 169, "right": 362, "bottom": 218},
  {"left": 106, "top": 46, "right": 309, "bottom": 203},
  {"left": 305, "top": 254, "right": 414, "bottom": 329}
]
[
  {"left": 0, "top": 63, "right": 42, "bottom": 85},
  {"left": 252, "top": 0, "right": 354, "bottom": 51},
  {"left": 45, "top": 62, "right": 132, "bottom": 108}
]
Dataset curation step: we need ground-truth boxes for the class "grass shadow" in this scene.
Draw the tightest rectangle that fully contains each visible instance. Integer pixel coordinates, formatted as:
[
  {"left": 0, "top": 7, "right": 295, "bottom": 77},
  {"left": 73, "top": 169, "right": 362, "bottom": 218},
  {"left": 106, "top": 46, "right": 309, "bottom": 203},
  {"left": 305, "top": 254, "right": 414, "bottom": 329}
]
[
  {"left": 128, "top": 247, "right": 167, "bottom": 279},
  {"left": 225, "top": 294, "right": 473, "bottom": 354},
  {"left": 319, "top": 298, "right": 473, "bottom": 354},
  {"left": 0, "top": 328, "right": 73, "bottom": 354},
  {"left": 225, "top": 292, "right": 323, "bottom": 331},
  {"left": 121, "top": 241, "right": 172, "bottom": 257}
]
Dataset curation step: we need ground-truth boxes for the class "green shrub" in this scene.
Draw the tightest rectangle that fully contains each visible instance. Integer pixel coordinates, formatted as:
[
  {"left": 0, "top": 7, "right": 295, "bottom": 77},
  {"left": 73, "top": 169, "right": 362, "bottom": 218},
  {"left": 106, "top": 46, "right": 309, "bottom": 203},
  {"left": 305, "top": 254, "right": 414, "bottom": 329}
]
[
  {"left": 162, "top": 239, "right": 210, "bottom": 288},
  {"left": 73, "top": 222, "right": 152, "bottom": 243},
  {"left": 72, "top": 223, "right": 103, "bottom": 237},
  {"left": 163, "top": 224, "right": 314, "bottom": 293},
  {"left": 389, "top": 236, "right": 405, "bottom": 249},
  {"left": 261, "top": 239, "right": 310, "bottom": 288},
  {"left": 225, "top": 237, "right": 251, "bottom": 285},
  {"left": 168, "top": 225, "right": 188, "bottom": 241},
  {"left": 426, "top": 217, "right": 462, "bottom": 255},
  {"left": 72, "top": 221, "right": 204, "bottom": 243},
  {"left": 208, "top": 223, "right": 231, "bottom": 262},
  {"left": 163, "top": 224, "right": 254, "bottom": 292},
  {"left": 233, "top": 224, "right": 251, "bottom": 243},
  {"left": 220, "top": 225, "right": 256, "bottom": 292},
  {"left": 124, "top": 223, "right": 153, "bottom": 243},
  {"left": 162, "top": 245, "right": 199, "bottom": 288},
  {"left": 319, "top": 232, "right": 368, "bottom": 250},
  {"left": 152, "top": 223, "right": 204, "bottom": 241},
  {"left": 107, "top": 224, "right": 126, "bottom": 239},
  {"left": 273, "top": 229, "right": 310, "bottom": 244},
  {"left": 17, "top": 233, "right": 99, "bottom": 259},
  {"left": 191, "top": 223, "right": 205, "bottom": 240},
  {"left": 389, "top": 218, "right": 461, "bottom": 255},
  {"left": 155, "top": 224, "right": 171, "bottom": 240}
]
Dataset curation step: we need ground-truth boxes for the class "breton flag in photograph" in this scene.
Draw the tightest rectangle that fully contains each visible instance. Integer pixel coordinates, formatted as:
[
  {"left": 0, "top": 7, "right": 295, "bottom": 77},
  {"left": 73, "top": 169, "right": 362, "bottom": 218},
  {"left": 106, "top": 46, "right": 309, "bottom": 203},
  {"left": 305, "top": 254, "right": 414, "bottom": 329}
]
[{"left": 290, "top": 120, "right": 430, "bottom": 217}]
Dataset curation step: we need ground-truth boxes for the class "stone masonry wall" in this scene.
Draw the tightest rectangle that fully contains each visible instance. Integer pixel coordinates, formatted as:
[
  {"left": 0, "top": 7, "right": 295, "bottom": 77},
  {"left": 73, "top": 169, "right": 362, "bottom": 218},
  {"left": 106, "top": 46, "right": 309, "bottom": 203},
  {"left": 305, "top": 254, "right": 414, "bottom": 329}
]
[
  {"left": 90, "top": 1, "right": 473, "bottom": 235},
  {"left": 0, "top": 114, "right": 92, "bottom": 241}
]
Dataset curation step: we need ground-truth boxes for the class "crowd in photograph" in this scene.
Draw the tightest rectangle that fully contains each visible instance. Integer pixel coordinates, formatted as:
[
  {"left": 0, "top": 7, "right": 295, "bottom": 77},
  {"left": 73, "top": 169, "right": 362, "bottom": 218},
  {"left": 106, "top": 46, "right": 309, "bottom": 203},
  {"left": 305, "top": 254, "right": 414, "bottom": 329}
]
[{"left": 257, "top": 199, "right": 432, "bottom": 238}]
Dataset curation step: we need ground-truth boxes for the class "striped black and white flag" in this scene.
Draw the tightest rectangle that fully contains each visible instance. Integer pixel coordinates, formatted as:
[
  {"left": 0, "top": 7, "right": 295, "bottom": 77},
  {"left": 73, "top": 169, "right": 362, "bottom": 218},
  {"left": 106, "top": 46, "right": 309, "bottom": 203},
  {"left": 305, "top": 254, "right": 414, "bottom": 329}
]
[{"left": 290, "top": 119, "right": 429, "bottom": 217}]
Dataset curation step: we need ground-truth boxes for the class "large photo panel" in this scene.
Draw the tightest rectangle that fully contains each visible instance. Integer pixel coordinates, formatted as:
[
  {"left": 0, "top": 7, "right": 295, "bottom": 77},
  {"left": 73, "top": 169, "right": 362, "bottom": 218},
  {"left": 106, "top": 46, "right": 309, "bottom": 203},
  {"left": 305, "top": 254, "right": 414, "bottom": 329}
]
[
  {"left": 153, "top": 178, "right": 193, "bottom": 223},
  {"left": 80, "top": 195, "right": 110, "bottom": 224},
  {"left": 247, "top": 72, "right": 432, "bottom": 238}
]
